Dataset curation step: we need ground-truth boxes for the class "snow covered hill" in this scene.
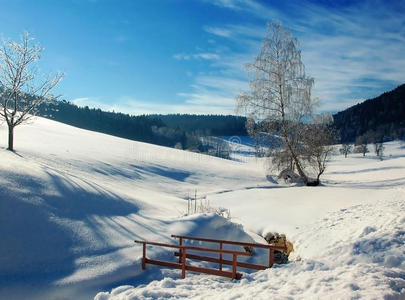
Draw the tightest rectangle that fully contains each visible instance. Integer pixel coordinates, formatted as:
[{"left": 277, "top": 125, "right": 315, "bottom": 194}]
[{"left": 0, "top": 117, "right": 404, "bottom": 300}]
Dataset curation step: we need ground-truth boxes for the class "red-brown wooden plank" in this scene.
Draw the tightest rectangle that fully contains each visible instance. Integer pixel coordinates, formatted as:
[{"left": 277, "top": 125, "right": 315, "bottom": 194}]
[
  {"left": 181, "top": 249, "right": 186, "bottom": 279},
  {"left": 143, "top": 258, "right": 243, "bottom": 279},
  {"left": 186, "top": 265, "right": 242, "bottom": 279},
  {"left": 142, "top": 243, "right": 146, "bottom": 270},
  {"left": 171, "top": 235, "right": 286, "bottom": 251},
  {"left": 135, "top": 240, "right": 250, "bottom": 256},
  {"left": 269, "top": 249, "right": 274, "bottom": 268},
  {"left": 174, "top": 252, "right": 267, "bottom": 270},
  {"left": 232, "top": 254, "right": 237, "bottom": 279},
  {"left": 145, "top": 258, "right": 182, "bottom": 269}
]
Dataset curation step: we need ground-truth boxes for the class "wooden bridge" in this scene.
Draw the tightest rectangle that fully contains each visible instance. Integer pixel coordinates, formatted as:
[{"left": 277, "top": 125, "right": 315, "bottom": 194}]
[{"left": 135, "top": 235, "right": 287, "bottom": 280}]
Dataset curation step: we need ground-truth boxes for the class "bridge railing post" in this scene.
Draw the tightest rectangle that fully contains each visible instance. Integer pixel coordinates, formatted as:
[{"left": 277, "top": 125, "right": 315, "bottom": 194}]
[
  {"left": 142, "top": 242, "right": 146, "bottom": 270},
  {"left": 181, "top": 248, "right": 187, "bottom": 279}
]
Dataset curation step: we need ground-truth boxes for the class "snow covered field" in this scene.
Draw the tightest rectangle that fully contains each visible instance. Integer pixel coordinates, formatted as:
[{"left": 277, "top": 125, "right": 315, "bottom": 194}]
[{"left": 0, "top": 117, "right": 404, "bottom": 299}]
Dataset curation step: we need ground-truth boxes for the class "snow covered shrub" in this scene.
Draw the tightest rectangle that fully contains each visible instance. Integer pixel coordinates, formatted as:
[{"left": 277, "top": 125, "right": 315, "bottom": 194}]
[
  {"left": 278, "top": 169, "right": 302, "bottom": 184},
  {"left": 263, "top": 232, "right": 294, "bottom": 264}
]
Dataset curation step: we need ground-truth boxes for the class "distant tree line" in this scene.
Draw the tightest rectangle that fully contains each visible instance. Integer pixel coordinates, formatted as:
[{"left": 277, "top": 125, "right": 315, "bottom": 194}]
[
  {"left": 38, "top": 100, "right": 163, "bottom": 144},
  {"left": 149, "top": 114, "right": 247, "bottom": 136},
  {"left": 333, "top": 83, "right": 405, "bottom": 143},
  {"left": 36, "top": 100, "right": 246, "bottom": 158}
]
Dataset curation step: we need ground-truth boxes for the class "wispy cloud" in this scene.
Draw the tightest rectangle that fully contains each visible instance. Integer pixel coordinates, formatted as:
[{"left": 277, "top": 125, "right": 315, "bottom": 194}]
[
  {"left": 71, "top": 95, "right": 236, "bottom": 115},
  {"left": 203, "top": 26, "right": 233, "bottom": 38},
  {"left": 176, "top": 75, "right": 248, "bottom": 115},
  {"left": 198, "top": 0, "right": 405, "bottom": 113},
  {"left": 173, "top": 52, "right": 220, "bottom": 60},
  {"left": 204, "top": 24, "right": 264, "bottom": 41},
  {"left": 75, "top": 1, "right": 405, "bottom": 115},
  {"left": 206, "top": 0, "right": 278, "bottom": 20}
]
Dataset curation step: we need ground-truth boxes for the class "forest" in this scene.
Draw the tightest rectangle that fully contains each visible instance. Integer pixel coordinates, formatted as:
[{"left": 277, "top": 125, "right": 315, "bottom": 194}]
[
  {"left": 333, "top": 83, "right": 405, "bottom": 143},
  {"left": 37, "top": 100, "right": 246, "bottom": 157}
]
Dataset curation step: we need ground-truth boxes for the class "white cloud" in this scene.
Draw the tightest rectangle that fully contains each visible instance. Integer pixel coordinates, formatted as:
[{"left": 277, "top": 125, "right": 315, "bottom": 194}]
[
  {"left": 70, "top": 95, "right": 236, "bottom": 116},
  {"left": 194, "top": 53, "right": 220, "bottom": 60},
  {"left": 203, "top": 26, "right": 233, "bottom": 38},
  {"left": 173, "top": 52, "right": 220, "bottom": 61},
  {"left": 200, "top": 0, "right": 405, "bottom": 113},
  {"left": 206, "top": 0, "right": 278, "bottom": 20},
  {"left": 76, "top": 1, "right": 405, "bottom": 116}
]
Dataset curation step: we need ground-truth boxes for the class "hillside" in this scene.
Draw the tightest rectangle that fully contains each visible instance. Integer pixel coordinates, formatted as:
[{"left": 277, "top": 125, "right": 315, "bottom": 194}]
[
  {"left": 37, "top": 82, "right": 405, "bottom": 150},
  {"left": 0, "top": 117, "right": 267, "bottom": 299},
  {"left": 37, "top": 100, "right": 246, "bottom": 151},
  {"left": 333, "top": 84, "right": 405, "bottom": 143},
  {"left": 0, "top": 117, "right": 404, "bottom": 299}
]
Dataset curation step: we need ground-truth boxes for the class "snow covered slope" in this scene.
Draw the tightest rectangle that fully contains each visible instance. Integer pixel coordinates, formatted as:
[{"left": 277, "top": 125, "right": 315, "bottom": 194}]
[
  {"left": 0, "top": 117, "right": 268, "bottom": 299},
  {"left": 0, "top": 117, "right": 404, "bottom": 299},
  {"left": 97, "top": 142, "right": 405, "bottom": 300}
]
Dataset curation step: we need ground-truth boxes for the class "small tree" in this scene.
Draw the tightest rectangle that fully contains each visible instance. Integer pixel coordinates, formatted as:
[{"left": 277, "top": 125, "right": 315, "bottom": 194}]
[
  {"left": 237, "top": 22, "right": 331, "bottom": 186},
  {"left": 354, "top": 144, "right": 368, "bottom": 156},
  {"left": 302, "top": 115, "right": 336, "bottom": 185},
  {"left": 355, "top": 135, "right": 368, "bottom": 156},
  {"left": 339, "top": 144, "right": 352, "bottom": 158},
  {"left": 374, "top": 142, "right": 384, "bottom": 160},
  {"left": 0, "top": 32, "right": 63, "bottom": 151},
  {"left": 174, "top": 142, "right": 183, "bottom": 150}
]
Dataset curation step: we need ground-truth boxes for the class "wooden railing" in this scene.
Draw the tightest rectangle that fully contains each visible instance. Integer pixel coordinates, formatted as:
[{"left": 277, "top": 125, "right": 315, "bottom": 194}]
[
  {"left": 135, "top": 235, "right": 287, "bottom": 280},
  {"left": 171, "top": 235, "right": 286, "bottom": 269},
  {"left": 134, "top": 240, "right": 249, "bottom": 279}
]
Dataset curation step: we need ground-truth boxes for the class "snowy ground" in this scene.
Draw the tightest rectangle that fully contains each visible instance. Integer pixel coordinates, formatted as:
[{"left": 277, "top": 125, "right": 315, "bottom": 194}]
[{"left": 0, "top": 117, "right": 404, "bottom": 299}]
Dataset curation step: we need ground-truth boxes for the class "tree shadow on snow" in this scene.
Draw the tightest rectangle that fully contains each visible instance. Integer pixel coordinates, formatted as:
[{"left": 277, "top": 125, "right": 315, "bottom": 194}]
[
  {"left": 129, "top": 164, "right": 191, "bottom": 182},
  {"left": 323, "top": 176, "right": 405, "bottom": 189},
  {"left": 44, "top": 169, "right": 139, "bottom": 219},
  {"left": 329, "top": 165, "right": 405, "bottom": 175},
  {"left": 0, "top": 167, "right": 140, "bottom": 289},
  {"left": 88, "top": 162, "right": 192, "bottom": 182}
]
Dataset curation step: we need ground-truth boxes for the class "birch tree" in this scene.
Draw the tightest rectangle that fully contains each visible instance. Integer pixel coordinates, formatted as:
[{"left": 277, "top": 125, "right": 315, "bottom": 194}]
[
  {"left": 237, "top": 23, "right": 332, "bottom": 186},
  {"left": 0, "top": 32, "right": 63, "bottom": 151}
]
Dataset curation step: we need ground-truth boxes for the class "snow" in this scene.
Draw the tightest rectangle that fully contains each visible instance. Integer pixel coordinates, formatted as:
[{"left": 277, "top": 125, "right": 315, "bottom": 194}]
[{"left": 0, "top": 117, "right": 404, "bottom": 299}]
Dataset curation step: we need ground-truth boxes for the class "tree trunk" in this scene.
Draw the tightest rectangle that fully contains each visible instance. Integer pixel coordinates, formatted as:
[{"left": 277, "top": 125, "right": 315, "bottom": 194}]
[
  {"left": 306, "top": 179, "right": 319, "bottom": 186},
  {"left": 285, "top": 142, "right": 309, "bottom": 185},
  {"left": 7, "top": 125, "right": 14, "bottom": 151}
]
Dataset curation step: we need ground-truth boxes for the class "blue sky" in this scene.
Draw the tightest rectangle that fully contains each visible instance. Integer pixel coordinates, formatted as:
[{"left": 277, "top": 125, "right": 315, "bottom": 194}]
[{"left": 0, "top": 0, "right": 404, "bottom": 115}]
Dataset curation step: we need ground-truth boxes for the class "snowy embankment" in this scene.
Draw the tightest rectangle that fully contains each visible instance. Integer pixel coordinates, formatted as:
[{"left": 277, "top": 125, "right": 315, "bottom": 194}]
[{"left": 0, "top": 117, "right": 404, "bottom": 299}]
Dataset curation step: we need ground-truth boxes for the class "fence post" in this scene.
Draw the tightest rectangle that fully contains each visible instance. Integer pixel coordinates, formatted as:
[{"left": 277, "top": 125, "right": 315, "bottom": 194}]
[
  {"left": 182, "top": 248, "right": 187, "bottom": 279},
  {"left": 232, "top": 254, "right": 237, "bottom": 280},
  {"left": 178, "top": 237, "right": 183, "bottom": 263},
  {"left": 269, "top": 248, "right": 274, "bottom": 268},
  {"left": 142, "top": 243, "right": 146, "bottom": 270},
  {"left": 219, "top": 242, "right": 223, "bottom": 271}
]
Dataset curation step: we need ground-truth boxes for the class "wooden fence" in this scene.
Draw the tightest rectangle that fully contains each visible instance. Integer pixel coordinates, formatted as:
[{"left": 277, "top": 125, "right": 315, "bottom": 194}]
[{"left": 135, "top": 235, "right": 286, "bottom": 280}]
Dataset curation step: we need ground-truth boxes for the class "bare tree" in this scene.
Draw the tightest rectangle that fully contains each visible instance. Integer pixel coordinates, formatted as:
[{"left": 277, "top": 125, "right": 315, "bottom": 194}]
[
  {"left": 374, "top": 142, "right": 384, "bottom": 160},
  {"left": 237, "top": 22, "right": 331, "bottom": 186},
  {"left": 355, "top": 135, "right": 368, "bottom": 156},
  {"left": 0, "top": 32, "right": 63, "bottom": 151},
  {"left": 302, "top": 115, "right": 336, "bottom": 185},
  {"left": 339, "top": 144, "right": 352, "bottom": 158}
]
